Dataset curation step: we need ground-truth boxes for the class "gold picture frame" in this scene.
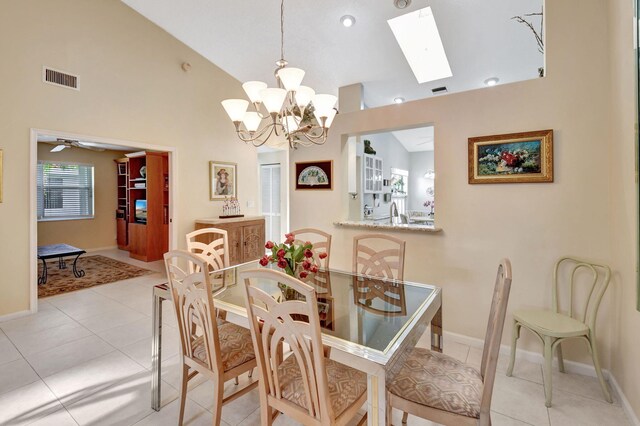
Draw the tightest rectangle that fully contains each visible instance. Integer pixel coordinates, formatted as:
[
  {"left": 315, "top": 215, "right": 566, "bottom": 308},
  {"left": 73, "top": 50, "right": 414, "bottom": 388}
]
[
  {"left": 209, "top": 161, "right": 237, "bottom": 200},
  {"left": 468, "top": 130, "right": 553, "bottom": 184}
]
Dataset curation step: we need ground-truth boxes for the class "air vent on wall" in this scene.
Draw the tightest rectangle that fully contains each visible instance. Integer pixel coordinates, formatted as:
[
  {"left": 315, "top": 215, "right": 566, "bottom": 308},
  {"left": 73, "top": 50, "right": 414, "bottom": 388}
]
[
  {"left": 431, "top": 86, "right": 447, "bottom": 94},
  {"left": 42, "top": 67, "right": 79, "bottom": 90}
]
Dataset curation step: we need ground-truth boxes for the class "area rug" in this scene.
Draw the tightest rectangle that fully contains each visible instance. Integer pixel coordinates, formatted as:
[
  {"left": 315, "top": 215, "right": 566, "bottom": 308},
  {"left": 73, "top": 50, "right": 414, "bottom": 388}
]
[{"left": 38, "top": 255, "right": 154, "bottom": 298}]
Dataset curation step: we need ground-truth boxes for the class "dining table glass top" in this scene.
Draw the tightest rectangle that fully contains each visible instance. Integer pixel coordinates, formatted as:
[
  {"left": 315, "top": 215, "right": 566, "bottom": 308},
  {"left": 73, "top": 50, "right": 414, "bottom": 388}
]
[{"left": 206, "top": 261, "right": 439, "bottom": 357}]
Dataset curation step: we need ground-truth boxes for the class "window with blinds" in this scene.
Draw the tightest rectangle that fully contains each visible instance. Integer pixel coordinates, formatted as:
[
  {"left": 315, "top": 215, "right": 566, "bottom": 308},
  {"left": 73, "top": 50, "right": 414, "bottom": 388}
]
[
  {"left": 260, "top": 164, "right": 281, "bottom": 243},
  {"left": 37, "top": 161, "right": 95, "bottom": 221}
]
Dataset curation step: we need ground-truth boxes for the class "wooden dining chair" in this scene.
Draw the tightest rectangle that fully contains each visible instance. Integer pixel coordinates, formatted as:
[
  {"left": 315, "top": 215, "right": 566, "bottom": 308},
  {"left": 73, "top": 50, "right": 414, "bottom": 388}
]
[
  {"left": 164, "top": 250, "right": 257, "bottom": 426},
  {"left": 507, "top": 257, "right": 612, "bottom": 407},
  {"left": 291, "top": 228, "right": 332, "bottom": 269},
  {"left": 186, "top": 227, "right": 230, "bottom": 273},
  {"left": 353, "top": 234, "right": 406, "bottom": 281},
  {"left": 387, "top": 259, "right": 512, "bottom": 426},
  {"left": 240, "top": 268, "right": 368, "bottom": 426}
]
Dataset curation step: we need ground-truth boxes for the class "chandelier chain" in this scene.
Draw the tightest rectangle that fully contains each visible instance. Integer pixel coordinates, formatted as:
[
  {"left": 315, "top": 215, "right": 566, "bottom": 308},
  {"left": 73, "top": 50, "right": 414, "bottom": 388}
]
[{"left": 280, "top": 0, "right": 285, "bottom": 61}]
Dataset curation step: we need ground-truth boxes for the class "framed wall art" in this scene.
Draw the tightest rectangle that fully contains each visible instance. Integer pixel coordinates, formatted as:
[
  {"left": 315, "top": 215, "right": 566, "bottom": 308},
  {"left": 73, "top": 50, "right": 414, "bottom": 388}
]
[
  {"left": 468, "top": 129, "right": 553, "bottom": 184},
  {"left": 209, "top": 161, "right": 237, "bottom": 200},
  {"left": 295, "top": 160, "right": 333, "bottom": 190}
]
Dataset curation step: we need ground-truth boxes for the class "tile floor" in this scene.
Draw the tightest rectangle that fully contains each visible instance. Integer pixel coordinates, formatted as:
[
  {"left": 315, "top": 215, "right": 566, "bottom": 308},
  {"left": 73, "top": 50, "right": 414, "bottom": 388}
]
[{"left": 0, "top": 249, "right": 631, "bottom": 426}]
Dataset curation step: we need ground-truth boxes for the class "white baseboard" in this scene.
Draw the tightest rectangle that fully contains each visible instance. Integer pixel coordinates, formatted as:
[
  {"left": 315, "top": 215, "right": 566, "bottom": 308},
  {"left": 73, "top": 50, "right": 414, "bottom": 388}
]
[
  {"left": 444, "top": 331, "right": 640, "bottom": 425},
  {"left": 444, "top": 331, "right": 603, "bottom": 378},
  {"left": 0, "top": 309, "right": 33, "bottom": 323},
  {"left": 608, "top": 373, "right": 640, "bottom": 426}
]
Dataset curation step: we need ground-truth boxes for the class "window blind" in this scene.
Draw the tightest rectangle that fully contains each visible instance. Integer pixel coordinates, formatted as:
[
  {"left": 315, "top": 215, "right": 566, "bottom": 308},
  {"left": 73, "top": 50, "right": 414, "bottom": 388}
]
[
  {"left": 260, "top": 164, "right": 281, "bottom": 242},
  {"left": 37, "top": 161, "right": 94, "bottom": 221}
]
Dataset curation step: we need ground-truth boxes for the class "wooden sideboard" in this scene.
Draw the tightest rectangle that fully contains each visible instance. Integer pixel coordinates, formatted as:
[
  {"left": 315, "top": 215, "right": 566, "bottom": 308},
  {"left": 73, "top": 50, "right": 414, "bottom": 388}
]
[{"left": 194, "top": 216, "right": 265, "bottom": 266}]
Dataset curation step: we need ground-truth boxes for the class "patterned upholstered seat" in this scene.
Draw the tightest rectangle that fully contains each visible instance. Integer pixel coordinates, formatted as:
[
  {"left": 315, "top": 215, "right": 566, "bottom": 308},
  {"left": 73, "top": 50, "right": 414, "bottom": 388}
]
[
  {"left": 278, "top": 354, "right": 368, "bottom": 417},
  {"left": 193, "top": 321, "right": 256, "bottom": 372},
  {"left": 388, "top": 348, "right": 483, "bottom": 419}
]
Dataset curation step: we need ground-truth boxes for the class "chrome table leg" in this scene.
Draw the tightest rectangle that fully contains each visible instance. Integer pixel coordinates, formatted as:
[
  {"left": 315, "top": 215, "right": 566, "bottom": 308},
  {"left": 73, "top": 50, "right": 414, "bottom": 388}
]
[{"left": 151, "top": 288, "right": 164, "bottom": 411}]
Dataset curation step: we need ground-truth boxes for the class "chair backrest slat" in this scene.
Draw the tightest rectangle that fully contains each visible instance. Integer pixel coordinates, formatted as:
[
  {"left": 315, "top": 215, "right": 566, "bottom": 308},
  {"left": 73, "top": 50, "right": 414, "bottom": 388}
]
[
  {"left": 552, "top": 257, "right": 611, "bottom": 329},
  {"left": 291, "top": 228, "right": 332, "bottom": 270},
  {"left": 186, "top": 228, "right": 230, "bottom": 273},
  {"left": 241, "top": 268, "right": 332, "bottom": 422},
  {"left": 479, "top": 259, "right": 512, "bottom": 418},
  {"left": 353, "top": 234, "right": 406, "bottom": 281},
  {"left": 164, "top": 250, "right": 223, "bottom": 372}
]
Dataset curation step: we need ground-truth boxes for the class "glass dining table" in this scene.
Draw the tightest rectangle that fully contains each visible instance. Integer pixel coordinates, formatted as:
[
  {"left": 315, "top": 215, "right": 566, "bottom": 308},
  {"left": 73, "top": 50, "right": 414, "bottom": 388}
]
[{"left": 150, "top": 261, "right": 442, "bottom": 426}]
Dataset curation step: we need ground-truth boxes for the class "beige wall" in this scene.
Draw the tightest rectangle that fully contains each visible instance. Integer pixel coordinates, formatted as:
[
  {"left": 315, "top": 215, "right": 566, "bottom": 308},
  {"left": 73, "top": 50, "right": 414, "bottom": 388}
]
[
  {"left": 292, "top": 0, "right": 616, "bottom": 368},
  {"left": 608, "top": 0, "right": 640, "bottom": 419},
  {"left": 36, "top": 144, "right": 126, "bottom": 250},
  {"left": 0, "top": 0, "right": 258, "bottom": 316}
]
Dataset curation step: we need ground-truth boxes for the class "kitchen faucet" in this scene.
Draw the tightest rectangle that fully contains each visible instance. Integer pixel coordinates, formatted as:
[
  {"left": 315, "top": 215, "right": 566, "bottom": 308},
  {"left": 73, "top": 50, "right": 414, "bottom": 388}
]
[{"left": 390, "top": 201, "right": 398, "bottom": 224}]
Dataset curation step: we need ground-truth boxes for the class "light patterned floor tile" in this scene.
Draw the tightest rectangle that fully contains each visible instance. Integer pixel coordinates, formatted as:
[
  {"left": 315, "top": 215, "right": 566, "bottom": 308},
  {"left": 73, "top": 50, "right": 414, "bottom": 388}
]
[
  {"left": 75, "top": 304, "right": 147, "bottom": 334},
  {"left": 25, "top": 335, "right": 116, "bottom": 377},
  {"left": 43, "top": 351, "right": 146, "bottom": 406},
  {"left": 496, "top": 353, "right": 544, "bottom": 384},
  {"left": 134, "top": 397, "right": 222, "bottom": 426},
  {"left": 549, "top": 369, "right": 617, "bottom": 405},
  {"left": 96, "top": 318, "right": 152, "bottom": 348},
  {"left": 0, "top": 358, "right": 40, "bottom": 396},
  {"left": 28, "top": 408, "right": 79, "bottom": 426},
  {"left": 0, "top": 306, "right": 76, "bottom": 335},
  {"left": 491, "top": 374, "right": 550, "bottom": 425},
  {"left": 547, "top": 389, "right": 630, "bottom": 426},
  {"left": 189, "top": 377, "right": 260, "bottom": 425},
  {"left": 0, "top": 380, "right": 64, "bottom": 425},
  {"left": 65, "top": 376, "right": 178, "bottom": 426},
  {"left": 6, "top": 322, "right": 93, "bottom": 356},
  {"left": 0, "top": 335, "right": 22, "bottom": 366}
]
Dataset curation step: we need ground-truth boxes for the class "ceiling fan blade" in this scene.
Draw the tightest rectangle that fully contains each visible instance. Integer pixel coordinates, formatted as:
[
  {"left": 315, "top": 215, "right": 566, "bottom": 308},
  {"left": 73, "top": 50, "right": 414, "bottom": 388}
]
[
  {"left": 50, "top": 144, "right": 68, "bottom": 153},
  {"left": 73, "top": 141, "right": 105, "bottom": 152}
]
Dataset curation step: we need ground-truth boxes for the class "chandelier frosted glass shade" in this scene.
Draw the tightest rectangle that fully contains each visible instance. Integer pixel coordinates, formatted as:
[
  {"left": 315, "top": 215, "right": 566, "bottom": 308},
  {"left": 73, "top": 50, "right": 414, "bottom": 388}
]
[
  {"left": 222, "top": 67, "right": 338, "bottom": 148},
  {"left": 277, "top": 67, "right": 305, "bottom": 91},
  {"left": 221, "top": 99, "right": 249, "bottom": 122},
  {"left": 242, "top": 81, "right": 268, "bottom": 103}
]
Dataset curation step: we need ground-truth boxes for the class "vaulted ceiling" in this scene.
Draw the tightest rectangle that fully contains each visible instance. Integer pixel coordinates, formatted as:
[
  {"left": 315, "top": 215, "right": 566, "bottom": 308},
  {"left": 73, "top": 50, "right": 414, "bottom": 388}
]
[{"left": 123, "top": 0, "right": 543, "bottom": 108}]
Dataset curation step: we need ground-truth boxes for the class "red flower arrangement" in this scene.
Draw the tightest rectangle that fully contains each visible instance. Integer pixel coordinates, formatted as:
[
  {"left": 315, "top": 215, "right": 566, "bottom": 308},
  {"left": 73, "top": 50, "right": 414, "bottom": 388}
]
[{"left": 260, "top": 232, "right": 327, "bottom": 279}]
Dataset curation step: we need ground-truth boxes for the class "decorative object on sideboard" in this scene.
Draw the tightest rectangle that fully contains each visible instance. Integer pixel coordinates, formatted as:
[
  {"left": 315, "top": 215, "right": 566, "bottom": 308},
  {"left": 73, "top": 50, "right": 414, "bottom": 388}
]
[
  {"left": 220, "top": 196, "right": 244, "bottom": 219},
  {"left": 468, "top": 129, "right": 553, "bottom": 184},
  {"left": 512, "top": 8, "right": 544, "bottom": 77},
  {"left": 210, "top": 161, "right": 237, "bottom": 200},
  {"left": 221, "top": 0, "right": 337, "bottom": 149},
  {"left": 295, "top": 160, "right": 333, "bottom": 190},
  {"left": 363, "top": 139, "right": 377, "bottom": 155}
]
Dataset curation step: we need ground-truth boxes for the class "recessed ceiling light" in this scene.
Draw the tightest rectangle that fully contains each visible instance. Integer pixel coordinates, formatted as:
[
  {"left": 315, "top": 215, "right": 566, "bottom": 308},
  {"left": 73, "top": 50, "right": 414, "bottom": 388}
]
[
  {"left": 484, "top": 77, "right": 499, "bottom": 86},
  {"left": 388, "top": 7, "right": 453, "bottom": 84},
  {"left": 340, "top": 15, "right": 356, "bottom": 27},
  {"left": 394, "top": 97, "right": 405, "bottom": 104},
  {"left": 394, "top": 0, "right": 412, "bottom": 9}
]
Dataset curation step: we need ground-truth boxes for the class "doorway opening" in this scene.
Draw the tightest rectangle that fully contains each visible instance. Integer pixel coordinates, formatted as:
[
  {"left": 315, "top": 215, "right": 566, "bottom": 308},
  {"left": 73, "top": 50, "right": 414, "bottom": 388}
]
[
  {"left": 30, "top": 129, "right": 177, "bottom": 308},
  {"left": 258, "top": 147, "right": 289, "bottom": 243}
]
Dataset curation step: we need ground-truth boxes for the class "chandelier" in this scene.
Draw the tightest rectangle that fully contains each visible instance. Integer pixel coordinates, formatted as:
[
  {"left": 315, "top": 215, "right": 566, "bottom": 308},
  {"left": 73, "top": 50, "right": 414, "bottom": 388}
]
[{"left": 221, "top": 0, "right": 337, "bottom": 149}]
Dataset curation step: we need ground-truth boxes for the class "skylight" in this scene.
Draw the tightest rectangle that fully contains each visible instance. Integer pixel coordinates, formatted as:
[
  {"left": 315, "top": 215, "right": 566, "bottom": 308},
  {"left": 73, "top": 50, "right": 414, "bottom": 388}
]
[{"left": 388, "top": 7, "right": 453, "bottom": 84}]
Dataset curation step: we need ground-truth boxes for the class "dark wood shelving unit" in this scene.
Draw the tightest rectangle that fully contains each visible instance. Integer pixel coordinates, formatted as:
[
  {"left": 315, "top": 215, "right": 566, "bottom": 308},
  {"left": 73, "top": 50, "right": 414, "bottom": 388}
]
[{"left": 115, "top": 152, "right": 169, "bottom": 262}]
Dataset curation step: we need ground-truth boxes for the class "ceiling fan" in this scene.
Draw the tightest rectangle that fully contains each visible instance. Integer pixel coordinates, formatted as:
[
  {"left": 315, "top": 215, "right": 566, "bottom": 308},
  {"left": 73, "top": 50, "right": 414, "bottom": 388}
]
[{"left": 49, "top": 139, "right": 105, "bottom": 153}]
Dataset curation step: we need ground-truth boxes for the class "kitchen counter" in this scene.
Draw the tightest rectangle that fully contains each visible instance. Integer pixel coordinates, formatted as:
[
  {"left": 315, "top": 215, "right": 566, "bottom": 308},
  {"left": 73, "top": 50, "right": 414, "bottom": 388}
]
[{"left": 333, "top": 220, "right": 442, "bottom": 233}]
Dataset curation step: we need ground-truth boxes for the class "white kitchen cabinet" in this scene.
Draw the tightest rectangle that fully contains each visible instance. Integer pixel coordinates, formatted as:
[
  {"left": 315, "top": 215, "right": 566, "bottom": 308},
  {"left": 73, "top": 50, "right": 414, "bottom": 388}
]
[{"left": 363, "top": 154, "right": 383, "bottom": 194}]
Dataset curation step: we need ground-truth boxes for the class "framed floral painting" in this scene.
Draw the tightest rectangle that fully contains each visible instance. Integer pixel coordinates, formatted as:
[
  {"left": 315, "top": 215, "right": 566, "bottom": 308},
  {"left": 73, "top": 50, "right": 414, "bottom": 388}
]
[
  {"left": 295, "top": 160, "right": 333, "bottom": 190},
  {"left": 468, "top": 129, "right": 553, "bottom": 184},
  {"left": 209, "top": 161, "right": 237, "bottom": 200}
]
